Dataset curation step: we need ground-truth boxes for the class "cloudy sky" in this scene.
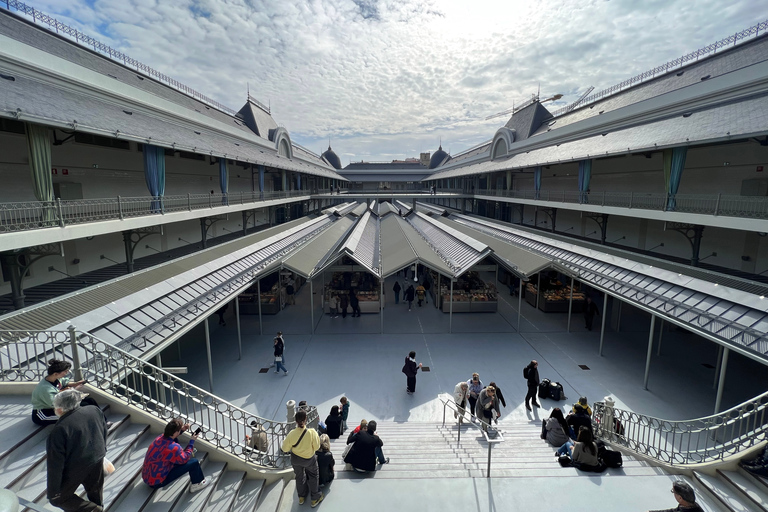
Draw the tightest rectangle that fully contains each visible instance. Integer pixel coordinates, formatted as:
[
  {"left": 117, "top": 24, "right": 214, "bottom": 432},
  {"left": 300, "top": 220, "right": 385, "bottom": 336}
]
[{"left": 19, "top": 0, "right": 762, "bottom": 164}]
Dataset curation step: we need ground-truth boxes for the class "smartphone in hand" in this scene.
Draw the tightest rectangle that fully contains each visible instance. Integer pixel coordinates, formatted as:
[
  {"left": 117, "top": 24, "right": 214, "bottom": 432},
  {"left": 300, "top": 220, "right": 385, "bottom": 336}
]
[{"left": 193, "top": 427, "right": 202, "bottom": 436}]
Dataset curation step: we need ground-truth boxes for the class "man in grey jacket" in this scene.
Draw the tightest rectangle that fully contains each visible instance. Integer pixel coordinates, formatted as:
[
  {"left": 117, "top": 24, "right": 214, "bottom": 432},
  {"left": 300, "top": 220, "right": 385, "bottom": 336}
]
[{"left": 47, "top": 389, "right": 108, "bottom": 512}]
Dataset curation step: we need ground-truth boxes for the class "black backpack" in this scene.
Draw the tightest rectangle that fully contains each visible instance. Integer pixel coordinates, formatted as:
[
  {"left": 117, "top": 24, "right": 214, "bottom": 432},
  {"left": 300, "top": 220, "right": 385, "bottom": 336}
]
[
  {"left": 523, "top": 366, "right": 530, "bottom": 379},
  {"left": 596, "top": 440, "right": 623, "bottom": 468}
]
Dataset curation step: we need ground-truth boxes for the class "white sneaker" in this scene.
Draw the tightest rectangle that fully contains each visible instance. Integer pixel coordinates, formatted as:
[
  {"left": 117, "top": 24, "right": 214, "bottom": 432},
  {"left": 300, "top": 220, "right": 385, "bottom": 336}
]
[{"left": 189, "top": 478, "right": 209, "bottom": 493}]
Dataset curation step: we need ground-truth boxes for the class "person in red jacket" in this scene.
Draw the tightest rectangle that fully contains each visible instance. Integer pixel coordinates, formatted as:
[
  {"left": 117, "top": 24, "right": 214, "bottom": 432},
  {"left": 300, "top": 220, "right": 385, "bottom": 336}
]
[{"left": 142, "top": 418, "right": 209, "bottom": 492}]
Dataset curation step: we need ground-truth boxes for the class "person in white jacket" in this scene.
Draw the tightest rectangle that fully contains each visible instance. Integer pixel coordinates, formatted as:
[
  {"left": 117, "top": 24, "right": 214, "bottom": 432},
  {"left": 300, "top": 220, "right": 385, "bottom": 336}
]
[{"left": 453, "top": 382, "right": 469, "bottom": 421}]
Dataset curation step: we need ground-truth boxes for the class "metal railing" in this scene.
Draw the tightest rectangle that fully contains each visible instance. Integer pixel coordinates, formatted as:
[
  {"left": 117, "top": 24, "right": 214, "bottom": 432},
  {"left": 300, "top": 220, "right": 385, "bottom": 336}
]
[
  {"left": 475, "top": 188, "right": 768, "bottom": 220},
  {"left": 0, "top": 328, "right": 318, "bottom": 470},
  {"left": 551, "top": 19, "right": 768, "bottom": 117},
  {"left": 0, "top": 190, "right": 308, "bottom": 233},
  {"left": 2, "top": 1, "right": 241, "bottom": 116},
  {"left": 593, "top": 393, "right": 768, "bottom": 466},
  {"left": 439, "top": 397, "right": 504, "bottom": 478}
]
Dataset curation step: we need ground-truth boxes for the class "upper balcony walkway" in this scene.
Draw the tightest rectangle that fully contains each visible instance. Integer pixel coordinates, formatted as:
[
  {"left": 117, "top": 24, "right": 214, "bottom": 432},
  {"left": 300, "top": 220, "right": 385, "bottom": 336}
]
[{"left": 1, "top": 187, "right": 767, "bottom": 253}]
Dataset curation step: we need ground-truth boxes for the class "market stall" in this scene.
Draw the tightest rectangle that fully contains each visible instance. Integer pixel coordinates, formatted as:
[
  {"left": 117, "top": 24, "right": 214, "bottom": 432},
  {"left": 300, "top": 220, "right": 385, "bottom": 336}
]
[
  {"left": 322, "top": 269, "right": 382, "bottom": 314},
  {"left": 525, "top": 276, "right": 585, "bottom": 313},
  {"left": 438, "top": 271, "right": 498, "bottom": 313}
]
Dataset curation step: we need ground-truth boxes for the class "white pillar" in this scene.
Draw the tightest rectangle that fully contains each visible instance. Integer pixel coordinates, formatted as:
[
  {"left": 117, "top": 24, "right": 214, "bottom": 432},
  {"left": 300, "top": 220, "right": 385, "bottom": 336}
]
[
  {"left": 643, "top": 315, "right": 656, "bottom": 390},
  {"left": 257, "top": 279, "right": 263, "bottom": 336},
  {"left": 380, "top": 279, "right": 384, "bottom": 334},
  {"left": 714, "top": 347, "right": 729, "bottom": 414},
  {"left": 567, "top": 276, "right": 574, "bottom": 333},
  {"left": 599, "top": 294, "right": 608, "bottom": 356},
  {"left": 235, "top": 297, "right": 242, "bottom": 360},
  {"left": 449, "top": 280, "right": 454, "bottom": 333},
  {"left": 310, "top": 279, "right": 315, "bottom": 335},
  {"left": 656, "top": 319, "right": 664, "bottom": 356},
  {"left": 204, "top": 317, "right": 214, "bottom": 391}
]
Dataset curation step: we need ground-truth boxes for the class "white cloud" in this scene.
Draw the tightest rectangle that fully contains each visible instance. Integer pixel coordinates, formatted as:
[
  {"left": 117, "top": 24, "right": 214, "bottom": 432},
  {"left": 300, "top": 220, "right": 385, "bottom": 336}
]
[{"left": 14, "top": 0, "right": 761, "bottom": 165}]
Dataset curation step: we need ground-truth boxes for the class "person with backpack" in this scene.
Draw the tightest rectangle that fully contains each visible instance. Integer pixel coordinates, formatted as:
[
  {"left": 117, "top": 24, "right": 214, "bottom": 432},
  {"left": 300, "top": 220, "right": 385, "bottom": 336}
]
[
  {"left": 524, "top": 360, "right": 541, "bottom": 411},
  {"left": 393, "top": 281, "right": 401, "bottom": 304},
  {"left": 415, "top": 283, "right": 426, "bottom": 307},
  {"left": 404, "top": 284, "right": 415, "bottom": 311},
  {"left": 542, "top": 408, "right": 570, "bottom": 447}
]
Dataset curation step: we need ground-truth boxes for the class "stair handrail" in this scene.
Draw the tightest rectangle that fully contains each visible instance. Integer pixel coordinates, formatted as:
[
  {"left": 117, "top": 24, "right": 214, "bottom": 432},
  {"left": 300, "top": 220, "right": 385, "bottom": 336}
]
[
  {"left": 593, "top": 391, "right": 768, "bottom": 466},
  {"left": 0, "top": 328, "right": 318, "bottom": 471},
  {"left": 439, "top": 396, "right": 504, "bottom": 478}
]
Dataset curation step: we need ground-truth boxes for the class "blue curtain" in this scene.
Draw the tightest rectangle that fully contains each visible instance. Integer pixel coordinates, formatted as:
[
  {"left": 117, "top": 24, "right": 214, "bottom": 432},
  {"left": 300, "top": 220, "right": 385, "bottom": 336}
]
[
  {"left": 578, "top": 159, "right": 592, "bottom": 204},
  {"left": 219, "top": 158, "right": 228, "bottom": 205},
  {"left": 258, "top": 165, "right": 265, "bottom": 199},
  {"left": 664, "top": 147, "right": 687, "bottom": 210},
  {"left": 534, "top": 166, "right": 542, "bottom": 200},
  {"left": 143, "top": 144, "right": 165, "bottom": 212}
]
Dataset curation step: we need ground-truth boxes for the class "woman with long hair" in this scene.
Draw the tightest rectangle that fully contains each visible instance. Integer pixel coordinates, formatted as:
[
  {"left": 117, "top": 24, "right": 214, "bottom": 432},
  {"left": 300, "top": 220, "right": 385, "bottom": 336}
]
[{"left": 542, "top": 407, "right": 570, "bottom": 447}]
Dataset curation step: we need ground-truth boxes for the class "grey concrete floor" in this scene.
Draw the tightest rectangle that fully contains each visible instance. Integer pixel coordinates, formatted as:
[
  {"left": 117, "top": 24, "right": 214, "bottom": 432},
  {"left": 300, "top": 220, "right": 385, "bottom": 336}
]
[{"left": 159, "top": 272, "right": 767, "bottom": 511}]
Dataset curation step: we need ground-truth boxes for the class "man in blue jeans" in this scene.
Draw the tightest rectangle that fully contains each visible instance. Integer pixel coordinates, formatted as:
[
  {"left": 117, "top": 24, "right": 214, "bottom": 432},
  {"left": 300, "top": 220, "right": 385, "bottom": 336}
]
[{"left": 142, "top": 418, "right": 209, "bottom": 492}]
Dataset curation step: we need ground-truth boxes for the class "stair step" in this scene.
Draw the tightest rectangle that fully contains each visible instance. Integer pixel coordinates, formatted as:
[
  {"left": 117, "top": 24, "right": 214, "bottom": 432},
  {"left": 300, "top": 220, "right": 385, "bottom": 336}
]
[
  {"left": 694, "top": 471, "right": 756, "bottom": 512},
  {"left": 230, "top": 479, "right": 264, "bottom": 512},
  {"left": 103, "top": 430, "right": 158, "bottom": 511},
  {"left": 718, "top": 469, "right": 768, "bottom": 512},
  {"left": 0, "top": 425, "right": 50, "bottom": 489},
  {"left": 205, "top": 470, "right": 246, "bottom": 512},
  {"left": 106, "top": 422, "right": 151, "bottom": 468},
  {"left": 277, "top": 480, "right": 295, "bottom": 512},
  {"left": 172, "top": 461, "right": 227, "bottom": 512},
  {"left": 334, "top": 465, "right": 665, "bottom": 479},
  {"left": 254, "top": 480, "right": 283, "bottom": 512}
]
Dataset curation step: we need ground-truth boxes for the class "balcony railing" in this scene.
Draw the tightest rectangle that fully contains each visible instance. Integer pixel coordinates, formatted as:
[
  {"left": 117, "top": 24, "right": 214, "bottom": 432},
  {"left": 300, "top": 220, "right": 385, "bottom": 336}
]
[
  {"left": 593, "top": 394, "right": 768, "bottom": 466},
  {"left": 475, "top": 188, "right": 768, "bottom": 220},
  {"left": 0, "top": 328, "right": 318, "bottom": 470},
  {"left": 0, "top": 190, "right": 309, "bottom": 233}
]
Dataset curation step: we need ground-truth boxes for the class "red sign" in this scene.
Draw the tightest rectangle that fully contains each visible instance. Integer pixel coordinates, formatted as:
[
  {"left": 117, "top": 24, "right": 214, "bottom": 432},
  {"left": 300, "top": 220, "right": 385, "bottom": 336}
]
[{"left": 62, "top": 169, "right": 69, "bottom": 175}]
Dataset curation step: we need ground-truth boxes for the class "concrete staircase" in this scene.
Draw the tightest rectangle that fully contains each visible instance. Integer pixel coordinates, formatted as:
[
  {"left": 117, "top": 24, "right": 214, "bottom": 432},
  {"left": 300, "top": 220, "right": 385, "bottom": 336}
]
[
  {"left": 0, "top": 395, "right": 280, "bottom": 512},
  {"left": 2, "top": 393, "right": 767, "bottom": 512}
]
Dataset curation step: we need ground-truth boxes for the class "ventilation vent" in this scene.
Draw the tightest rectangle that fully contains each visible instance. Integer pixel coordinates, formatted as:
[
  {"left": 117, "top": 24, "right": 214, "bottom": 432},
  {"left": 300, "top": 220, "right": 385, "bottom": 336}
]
[
  {"left": 0, "top": 73, "right": 15, "bottom": 81},
  {"left": 700, "top": 74, "right": 711, "bottom": 81},
  {"left": 123, "top": 110, "right": 132, "bottom": 115},
  {"left": 676, "top": 71, "right": 685, "bottom": 76},
  {"left": 682, "top": 112, "right": 693, "bottom": 118}
]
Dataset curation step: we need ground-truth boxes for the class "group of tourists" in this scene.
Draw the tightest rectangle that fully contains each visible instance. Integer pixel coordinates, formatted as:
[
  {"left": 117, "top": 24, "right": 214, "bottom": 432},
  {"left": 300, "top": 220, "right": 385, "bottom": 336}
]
[
  {"left": 327, "top": 289, "right": 361, "bottom": 318},
  {"left": 453, "top": 373, "right": 507, "bottom": 432}
]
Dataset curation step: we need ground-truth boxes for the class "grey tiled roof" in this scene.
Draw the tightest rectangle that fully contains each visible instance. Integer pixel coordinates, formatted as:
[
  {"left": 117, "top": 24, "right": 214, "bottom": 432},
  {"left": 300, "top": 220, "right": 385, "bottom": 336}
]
[
  {"left": 0, "top": 70, "right": 343, "bottom": 179},
  {"left": 533, "top": 35, "right": 768, "bottom": 137},
  {"left": 0, "top": 11, "right": 256, "bottom": 137},
  {"left": 428, "top": 93, "right": 768, "bottom": 179}
]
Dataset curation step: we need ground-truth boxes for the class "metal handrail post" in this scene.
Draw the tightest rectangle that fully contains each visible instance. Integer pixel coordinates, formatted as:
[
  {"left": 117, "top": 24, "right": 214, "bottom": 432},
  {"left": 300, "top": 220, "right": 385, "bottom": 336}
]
[
  {"left": 487, "top": 442, "right": 492, "bottom": 478},
  {"left": 68, "top": 325, "right": 82, "bottom": 381},
  {"left": 714, "top": 193, "right": 721, "bottom": 216},
  {"left": 56, "top": 198, "right": 64, "bottom": 227},
  {"left": 118, "top": 195, "right": 124, "bottom": 220},
  {"left": 188, "top": 193, "right": 192, "bottom": 211}
]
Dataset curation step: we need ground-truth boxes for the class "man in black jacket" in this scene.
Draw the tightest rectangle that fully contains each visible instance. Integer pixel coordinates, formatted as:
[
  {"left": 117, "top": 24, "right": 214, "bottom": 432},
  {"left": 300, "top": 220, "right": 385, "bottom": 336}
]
[
  {"left": 47, "top": 389, "right": 108, "bottom": 512},
  {"left": 344, "top": 420, "right": 388, "bottom": 472},
  {"left": 566, "top": 404, "right": 593, "bottom": 439},
  {"left": 524, "top": 360, "right": 541, "bottom": 411}
]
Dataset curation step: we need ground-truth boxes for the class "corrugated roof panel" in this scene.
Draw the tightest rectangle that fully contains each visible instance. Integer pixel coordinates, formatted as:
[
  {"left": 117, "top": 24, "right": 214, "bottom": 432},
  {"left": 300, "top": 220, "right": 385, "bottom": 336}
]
[
  {"left": 379, "top": 215, "right": 418, "bottom": 278},
  {"left": 283, "top": 217, "right": 356, "bottom": 278},
  {"left": 396, "top": 217, "right": 456, "bottom": 277}
]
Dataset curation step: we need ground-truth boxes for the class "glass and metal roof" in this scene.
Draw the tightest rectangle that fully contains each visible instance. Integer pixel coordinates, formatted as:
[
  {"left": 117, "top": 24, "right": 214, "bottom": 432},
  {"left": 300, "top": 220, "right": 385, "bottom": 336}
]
[{"left": 450, "top": 213, "right": 768, "bottom": 363}]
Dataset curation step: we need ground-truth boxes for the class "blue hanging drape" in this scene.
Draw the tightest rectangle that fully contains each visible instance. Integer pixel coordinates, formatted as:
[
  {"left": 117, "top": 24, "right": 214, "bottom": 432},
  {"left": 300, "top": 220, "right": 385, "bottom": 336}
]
[
  {"left": 534, "top": 166, "right": 542, "bottom": 200},
  {"left": 143, "top": 144, "right": 165, "bottom": 212},
  {"left": 258, "top": 165, "right": 265, "bottom": 199},
  {"left": 25, "top": 123, "right": 54, "bottom": 222},
  {"left": 664, "top": 147, "right": 687, "bottom": 210},
  {"left": 219, "top": 158, "right": 228, "bottom": 205},
  {"left": 578, "top": 159, "right": 592, "bottom": 204}
]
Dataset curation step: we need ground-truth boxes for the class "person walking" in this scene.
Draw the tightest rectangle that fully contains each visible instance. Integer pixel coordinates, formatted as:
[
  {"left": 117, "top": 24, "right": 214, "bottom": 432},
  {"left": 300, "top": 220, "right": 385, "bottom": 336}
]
[
  {"left": 584, "top": 296, "right": 600, "bottom": 331},
  {"left": 475, "top": 385, "right": 500, "bottom": 431},
  {"left": 46, "top": 390, "right": 108, "bottom": 512},
  {"left": 524, "top": 360, "right": 541, "bottom": 411},
  {"left": 423, "top": 279, "right": 431, "bottom": 304},
  {"left": 393, "top": 281, "right": 401, "bottom": 304},
  {"left": 270, "top": 331, "right": 286, "bottom": 367},
  {"left": 405, "top": 284, "right": 415, "bottom": 311},
  {"left": 339, "top": 293, "right": 349, "bottom": 318},
  {"left": 402, "top": 350, "right": 422, "bottom": 394},
  {"left": 349, "top": 289, "right": 361, "bottom": 317},
  {"left": 467, "top": 373, "right": 483, "bottom": 423},
  {"left": 453, "top": 381, "right": 469, "bottom": 421},
  {"left": 281, "top": 410, "right": 323, "bottom": 507},
  {"left": 274, "top": 336, "right": 288, "bottom": 375},
  {"left": 649, "top": 481, "right": 703, "bottom": 512},
  {"left": 488, "top": 381, "right": 506, "bottom": 423},
  {"left": 415, "top": 283, "right": 426, "bottom": 307}
]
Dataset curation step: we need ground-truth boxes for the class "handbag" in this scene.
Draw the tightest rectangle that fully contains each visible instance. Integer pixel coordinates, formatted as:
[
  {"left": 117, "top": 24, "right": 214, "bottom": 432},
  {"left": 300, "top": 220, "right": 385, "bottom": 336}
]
[
  {"left": 275, "top": 356, "right": 283, "bottom": 362},
  {"left": 558, "top": 454, "right": 572, "bottom": 467},
  {"left": 342, "top": 442, "right": 353, "bottom": 461}
]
